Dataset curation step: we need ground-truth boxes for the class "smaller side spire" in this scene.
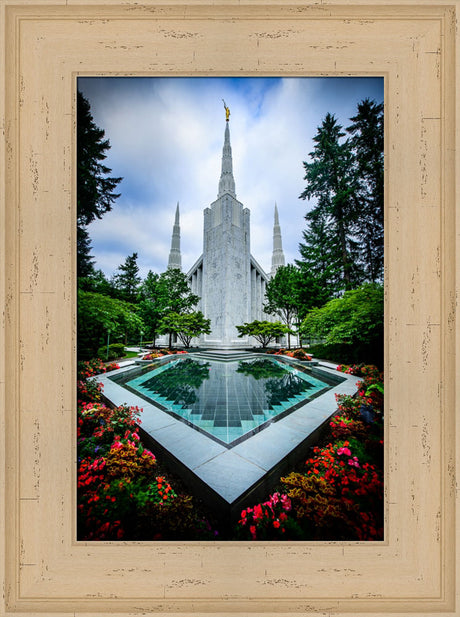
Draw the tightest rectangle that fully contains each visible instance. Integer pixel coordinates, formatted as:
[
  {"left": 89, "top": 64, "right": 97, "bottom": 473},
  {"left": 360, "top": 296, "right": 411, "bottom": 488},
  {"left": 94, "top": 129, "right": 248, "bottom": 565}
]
[
  {"left": 271, "top": 202, "right": 285, "bottom": 277},
  {"left": 167, "top": 202, "right": 182, "bottom": 270}
]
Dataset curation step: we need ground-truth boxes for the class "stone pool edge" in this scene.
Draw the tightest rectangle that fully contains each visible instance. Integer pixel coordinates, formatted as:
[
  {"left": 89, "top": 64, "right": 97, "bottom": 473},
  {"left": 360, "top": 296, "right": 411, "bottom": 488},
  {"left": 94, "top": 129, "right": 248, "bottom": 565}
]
[{"left": 94, "top": 360, "right": 359, "bottom": 521}]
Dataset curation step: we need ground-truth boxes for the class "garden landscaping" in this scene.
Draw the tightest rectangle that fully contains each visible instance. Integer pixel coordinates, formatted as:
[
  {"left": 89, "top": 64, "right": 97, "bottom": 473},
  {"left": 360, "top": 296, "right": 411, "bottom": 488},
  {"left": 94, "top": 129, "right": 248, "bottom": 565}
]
[{"left": 77, "top": 353, "right": 383, "bottom": 541}]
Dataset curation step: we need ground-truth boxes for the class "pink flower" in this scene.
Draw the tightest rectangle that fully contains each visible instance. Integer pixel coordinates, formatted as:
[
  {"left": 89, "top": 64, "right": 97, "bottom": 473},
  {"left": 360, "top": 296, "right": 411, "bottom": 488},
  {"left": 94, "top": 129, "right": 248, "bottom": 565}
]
[
  {"left": 270, "top": 492, "right": 280, "bottom": 505},
  {"left": 280, "top": 494, "right": 291, "bottom": 511}
]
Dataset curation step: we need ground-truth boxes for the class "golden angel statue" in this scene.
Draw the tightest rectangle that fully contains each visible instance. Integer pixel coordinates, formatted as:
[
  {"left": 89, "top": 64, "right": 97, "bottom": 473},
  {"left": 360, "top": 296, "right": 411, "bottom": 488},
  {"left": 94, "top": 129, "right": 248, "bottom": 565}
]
[{"left": 222, "top": 99, "right": 230, "bottom": 121}]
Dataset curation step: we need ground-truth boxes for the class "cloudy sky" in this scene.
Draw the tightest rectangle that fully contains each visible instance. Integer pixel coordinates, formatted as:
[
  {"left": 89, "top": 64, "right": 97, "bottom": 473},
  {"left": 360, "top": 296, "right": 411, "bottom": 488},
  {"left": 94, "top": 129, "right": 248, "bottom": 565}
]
[{"left": 78, "top": 77, "right": 383, "bottom": 280}]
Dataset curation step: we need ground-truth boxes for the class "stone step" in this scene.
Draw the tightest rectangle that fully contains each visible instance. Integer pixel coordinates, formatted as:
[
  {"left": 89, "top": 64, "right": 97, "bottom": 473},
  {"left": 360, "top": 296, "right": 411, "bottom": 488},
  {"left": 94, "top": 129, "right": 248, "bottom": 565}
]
[{"left": 191, "top": 350, "right": 260, "bottom": 363}]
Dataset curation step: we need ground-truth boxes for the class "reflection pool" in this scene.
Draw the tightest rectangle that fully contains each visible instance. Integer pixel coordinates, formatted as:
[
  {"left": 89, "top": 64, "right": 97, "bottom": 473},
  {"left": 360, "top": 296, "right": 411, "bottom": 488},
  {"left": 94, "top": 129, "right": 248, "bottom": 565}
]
[{"left": 115, "top": 357, "right": 334, "bottom": 445}]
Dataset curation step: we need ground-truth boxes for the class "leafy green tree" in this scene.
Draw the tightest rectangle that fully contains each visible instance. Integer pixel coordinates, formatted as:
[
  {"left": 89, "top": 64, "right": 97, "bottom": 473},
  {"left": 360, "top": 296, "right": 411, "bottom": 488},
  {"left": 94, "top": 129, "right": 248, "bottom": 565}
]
[
  {"left": 264, "top": 265, "right": 302, "bottom": 348},
  {"left": 77, "top": 290, "right": 144, "bottom": 359},
  {"left": 77, "top": 90, "right": 122, "bottom": 279},
  {"left": 236, "top": 320, "right": 292, "bottom": 348},
  {"left": 299, "top": 112, "right": 361, "bottom": 294},
  {"left": 112, "top": 252, "right": 141, "bottom": 302},
  {"left": 137, "top": 271, "right": 167, "bottom": 346},
  {"left": 159, "top": 268, "right": 199, "bottom": 315},
  {"left": 159, "top": 311, "right": 211, "bottom": 348},
  {"left": 137, "top": 269, "right": 200, "bottom": 347},
  {"left": 346, "top": 98, "right": 384, "bottom": 282},
  {"left": 299, "top": 283, "right": 383, "bottom": 355},
  {"left": 158, "top": 269, "right": 200, "bottom": 347}
]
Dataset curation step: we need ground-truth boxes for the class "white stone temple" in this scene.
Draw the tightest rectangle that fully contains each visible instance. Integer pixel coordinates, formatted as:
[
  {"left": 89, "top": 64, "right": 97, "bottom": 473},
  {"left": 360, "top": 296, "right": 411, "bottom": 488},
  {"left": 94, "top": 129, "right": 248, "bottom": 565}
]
[{"left": 166, "top": 107, "right": 285, "bottom": 348}]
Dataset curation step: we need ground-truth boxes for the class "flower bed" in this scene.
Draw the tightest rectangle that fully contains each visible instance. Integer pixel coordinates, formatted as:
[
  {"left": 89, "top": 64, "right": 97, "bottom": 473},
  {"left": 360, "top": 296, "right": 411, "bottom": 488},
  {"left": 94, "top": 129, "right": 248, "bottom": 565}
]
[
  {"left": 271, "top": 348, "right": 313, "bottom": 361},
  {"left": 141, "top": 349, "right": 188, "bottom": 361},
  {"left": 77, "top": 358, "right": 216, "bottom": 540},
  {"left": 235, "top": 364, "right": 384, "bottom": 541}
]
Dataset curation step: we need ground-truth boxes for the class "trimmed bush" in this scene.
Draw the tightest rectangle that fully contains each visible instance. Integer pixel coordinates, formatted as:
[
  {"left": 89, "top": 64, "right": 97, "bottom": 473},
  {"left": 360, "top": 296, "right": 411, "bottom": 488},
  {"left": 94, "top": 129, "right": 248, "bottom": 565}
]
[{"left": 96, "top": 342, "right": 125, "bottom": 361}]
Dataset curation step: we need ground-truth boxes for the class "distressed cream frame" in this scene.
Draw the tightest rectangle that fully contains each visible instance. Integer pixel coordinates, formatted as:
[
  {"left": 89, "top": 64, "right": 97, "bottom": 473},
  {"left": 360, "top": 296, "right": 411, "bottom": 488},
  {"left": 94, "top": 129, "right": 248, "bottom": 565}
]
[{"left": 0, "top": 1, "right": 458, "bottom": 615}]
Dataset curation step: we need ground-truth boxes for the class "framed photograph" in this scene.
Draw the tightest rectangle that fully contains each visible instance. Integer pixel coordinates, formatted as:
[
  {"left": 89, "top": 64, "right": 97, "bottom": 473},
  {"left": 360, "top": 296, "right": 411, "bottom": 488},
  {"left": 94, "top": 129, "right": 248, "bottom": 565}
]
[
  {"left": 1, "top": 1, "right": 457, "bottom": 615},
  {"left": 75, "top": 75, "right": 385, "bottom": 543}
]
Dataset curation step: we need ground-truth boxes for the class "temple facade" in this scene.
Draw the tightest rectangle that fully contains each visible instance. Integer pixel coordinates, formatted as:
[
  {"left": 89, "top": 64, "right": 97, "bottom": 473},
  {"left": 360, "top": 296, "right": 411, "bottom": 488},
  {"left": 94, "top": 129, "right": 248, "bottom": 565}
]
[{"left": 166, "top": 111, "right": 285, "bottom": 348}]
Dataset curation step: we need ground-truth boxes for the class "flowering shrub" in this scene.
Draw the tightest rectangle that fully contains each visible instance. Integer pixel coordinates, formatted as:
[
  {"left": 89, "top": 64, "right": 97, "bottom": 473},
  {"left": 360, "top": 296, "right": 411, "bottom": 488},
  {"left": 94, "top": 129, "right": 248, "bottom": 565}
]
[
  {"left": 141, "top": 352, "right": 161, "bottom": 360},
  {"left": 142, "top": 349, "right": 188, "bottom": 360},
  {"left": 77, "top": 359, "right": 120, "bottom": 405},
  {"left": 77, "top": 401, "right": 142, "bottom": 460},
  {"left": 291, "top": 348, "right": 312, "bottom": 361},
  {"left": 236, "top": 364, "right": 384, "bottom": 541},
  {"left": 77, "top": 356, "right": 217, "bottom": 540},
  {"left": 273, "top": 348, "right": 312, "bottom": 361},
  {"left": 78, "top": 358, "right": 120, "bottom": 380},
  {"left": 337, "top": 364, "right": 382, "bottom": 381},
  {"left": 105, "top": 439, "right": 156, "bottom": 479},
  {"left": 281, "top": 441, "right": 383, "bottom": 540},
  {"left": 329, "top": 414, "right": 368, "bottom": 440},
  {"left": 235, "top": 492, "right": 304, "bottom": 540},
  {"left": 133, "top": 476, "right": 177, "bottom": 508}
]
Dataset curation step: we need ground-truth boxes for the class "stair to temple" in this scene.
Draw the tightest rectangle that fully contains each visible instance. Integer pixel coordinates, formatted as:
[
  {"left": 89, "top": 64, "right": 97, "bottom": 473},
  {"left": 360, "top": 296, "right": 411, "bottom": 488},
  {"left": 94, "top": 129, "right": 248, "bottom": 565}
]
[{"left": 191, "top": 350, "right": 261, "bottom": 363}]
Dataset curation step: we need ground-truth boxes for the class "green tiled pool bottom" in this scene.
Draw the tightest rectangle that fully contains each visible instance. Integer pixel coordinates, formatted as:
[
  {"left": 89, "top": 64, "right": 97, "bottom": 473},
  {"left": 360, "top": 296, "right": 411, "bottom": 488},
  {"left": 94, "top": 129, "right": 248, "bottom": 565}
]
[{"left": 123, "top": 357, "right": 333, "bottom": 445}]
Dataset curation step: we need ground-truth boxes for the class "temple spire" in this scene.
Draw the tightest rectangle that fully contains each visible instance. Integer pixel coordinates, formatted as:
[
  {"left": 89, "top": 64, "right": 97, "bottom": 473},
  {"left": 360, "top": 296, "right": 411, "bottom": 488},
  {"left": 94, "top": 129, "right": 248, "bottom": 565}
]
[
  {"left": 271, "top": 202, "right": 285, "bottom": 277},
  {"left": 167, "top": 202, "right": 182, "bottom": 270},
  {"left": 217, "top": 105, "right": 236, "bottom": 199}
]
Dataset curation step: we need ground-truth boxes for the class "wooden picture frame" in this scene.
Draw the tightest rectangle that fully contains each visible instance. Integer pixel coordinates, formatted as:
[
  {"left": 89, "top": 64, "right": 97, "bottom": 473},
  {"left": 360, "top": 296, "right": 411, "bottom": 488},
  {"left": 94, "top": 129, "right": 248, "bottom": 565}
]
[{"left": 0, "top": 1, "right": 457, "bottom": 615}]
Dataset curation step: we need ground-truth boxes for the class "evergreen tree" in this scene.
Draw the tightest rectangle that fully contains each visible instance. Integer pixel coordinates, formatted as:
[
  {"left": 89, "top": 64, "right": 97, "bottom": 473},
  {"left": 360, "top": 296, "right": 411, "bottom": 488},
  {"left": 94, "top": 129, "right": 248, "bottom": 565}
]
[
  {"left": 78, "top": 267, "right": 116, "bottom": 297},
  {"left": 299, "top": 113, "right": 361, "bottom": 295},
  {"left": 77, "top": 227, "right": 95, "bottom": 279},
  {"left": 77, "top": 90, "right": 122, "bottom": 278},
  {"left": 112, "top": 253, "right": 141, "bottom": 302},
  {"left": 296, "top": 207, "right": 339, "bottom": 307},
  {"left": 346, "top": 98, "right": 384, "bottom": 282}
]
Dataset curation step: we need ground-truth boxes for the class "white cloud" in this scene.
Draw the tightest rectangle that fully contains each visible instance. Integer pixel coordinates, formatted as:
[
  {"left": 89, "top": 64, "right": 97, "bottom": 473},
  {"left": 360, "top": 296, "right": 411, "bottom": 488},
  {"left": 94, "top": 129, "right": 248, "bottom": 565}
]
[{"left": 80, "top": 76, "right": 383, "bottom": 279}]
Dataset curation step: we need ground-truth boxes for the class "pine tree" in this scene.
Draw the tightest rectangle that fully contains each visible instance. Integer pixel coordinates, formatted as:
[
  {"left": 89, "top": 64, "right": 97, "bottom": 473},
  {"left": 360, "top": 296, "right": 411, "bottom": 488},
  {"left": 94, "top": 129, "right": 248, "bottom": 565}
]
[
  {"left": 112, "top": 253, "right": 141, "bottom": 302},
  {"left": 299, "top": 113, "right": 362, "bottom": 295},
  {"left": 296, "top": 206, "right": 339, "bottom": 305},
  {"left": 77, "top": 90, "right": 122, "bottom": 278},
  {"left": 77, "top": 227, "right": 95, "bottom": 279},
  {"left": 346, "top": 98, "right": 384, "bottom": 282}
]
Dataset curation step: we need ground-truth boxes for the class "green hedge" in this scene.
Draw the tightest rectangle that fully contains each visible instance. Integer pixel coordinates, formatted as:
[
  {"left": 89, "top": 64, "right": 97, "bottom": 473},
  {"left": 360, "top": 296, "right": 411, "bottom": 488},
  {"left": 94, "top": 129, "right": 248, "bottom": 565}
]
[
  {"left": 96, "top": 342, "right": 125, "bottom": 361},
  {"left": 308, "top": 339, "right": 383, "bottom": 368}
]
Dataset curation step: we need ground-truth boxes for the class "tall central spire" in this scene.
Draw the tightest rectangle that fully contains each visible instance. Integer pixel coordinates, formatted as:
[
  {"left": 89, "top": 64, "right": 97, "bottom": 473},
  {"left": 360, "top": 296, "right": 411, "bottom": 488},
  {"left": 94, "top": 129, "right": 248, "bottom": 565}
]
[{"left": 217, "top": 106, "right": 236, "bottom": 199}]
